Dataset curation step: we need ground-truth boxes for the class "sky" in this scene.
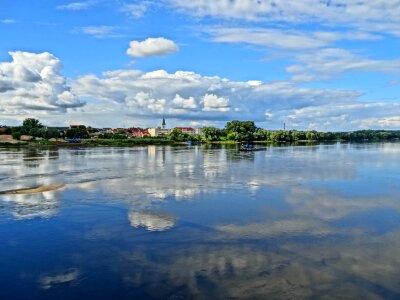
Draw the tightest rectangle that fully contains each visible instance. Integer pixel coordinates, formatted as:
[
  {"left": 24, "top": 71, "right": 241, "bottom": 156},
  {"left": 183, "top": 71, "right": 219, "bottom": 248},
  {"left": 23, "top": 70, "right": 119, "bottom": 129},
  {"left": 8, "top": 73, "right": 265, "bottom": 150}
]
[{"left": 1, "top": 0, "right": 400, "bottom": 130}]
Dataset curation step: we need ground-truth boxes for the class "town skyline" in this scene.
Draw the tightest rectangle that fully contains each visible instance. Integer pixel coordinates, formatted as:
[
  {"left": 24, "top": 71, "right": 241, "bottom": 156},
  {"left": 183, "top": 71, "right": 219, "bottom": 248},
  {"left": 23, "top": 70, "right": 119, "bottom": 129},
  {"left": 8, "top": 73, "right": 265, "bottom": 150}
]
[{"left": 1, "top": 1, "right": 400, "bottom": 130}]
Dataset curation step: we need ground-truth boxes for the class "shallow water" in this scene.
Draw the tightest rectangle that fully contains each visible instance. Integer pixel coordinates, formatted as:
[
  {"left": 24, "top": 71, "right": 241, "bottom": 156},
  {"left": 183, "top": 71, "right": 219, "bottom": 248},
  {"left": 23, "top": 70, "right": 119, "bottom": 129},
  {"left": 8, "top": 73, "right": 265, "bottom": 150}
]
[{"left": 1, "top": 143, "right": 400, "bottom": 299}]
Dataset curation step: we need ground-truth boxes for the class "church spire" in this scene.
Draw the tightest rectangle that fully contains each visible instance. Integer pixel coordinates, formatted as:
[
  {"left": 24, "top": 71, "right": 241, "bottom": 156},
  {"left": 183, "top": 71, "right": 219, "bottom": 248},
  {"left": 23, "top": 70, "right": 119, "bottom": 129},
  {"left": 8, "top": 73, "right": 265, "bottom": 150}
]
[{"left": 162, "top": 117, "right": 166, "bottom": 129}]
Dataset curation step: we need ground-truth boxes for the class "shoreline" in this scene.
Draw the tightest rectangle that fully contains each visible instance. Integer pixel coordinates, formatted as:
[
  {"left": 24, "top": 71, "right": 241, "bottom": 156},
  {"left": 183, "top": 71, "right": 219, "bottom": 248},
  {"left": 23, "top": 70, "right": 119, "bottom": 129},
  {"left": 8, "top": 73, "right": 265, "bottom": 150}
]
[{"left": 1, "top": 139, "right": 399, "bottom": 149}]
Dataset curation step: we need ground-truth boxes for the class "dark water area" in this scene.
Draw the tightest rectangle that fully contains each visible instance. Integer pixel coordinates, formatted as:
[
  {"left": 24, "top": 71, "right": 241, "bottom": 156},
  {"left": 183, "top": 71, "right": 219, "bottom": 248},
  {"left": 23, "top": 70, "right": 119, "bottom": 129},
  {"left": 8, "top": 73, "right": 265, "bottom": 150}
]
[{"left": 1, "top": 143, "right": 400, "bottom": 299}]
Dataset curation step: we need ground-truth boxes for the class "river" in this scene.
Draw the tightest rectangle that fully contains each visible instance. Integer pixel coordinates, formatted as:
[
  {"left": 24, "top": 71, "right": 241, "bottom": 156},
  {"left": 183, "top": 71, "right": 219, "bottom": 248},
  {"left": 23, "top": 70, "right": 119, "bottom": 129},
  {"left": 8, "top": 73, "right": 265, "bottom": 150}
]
[{"left": 1, "top": 143, "right": 400, "bottom": 299}]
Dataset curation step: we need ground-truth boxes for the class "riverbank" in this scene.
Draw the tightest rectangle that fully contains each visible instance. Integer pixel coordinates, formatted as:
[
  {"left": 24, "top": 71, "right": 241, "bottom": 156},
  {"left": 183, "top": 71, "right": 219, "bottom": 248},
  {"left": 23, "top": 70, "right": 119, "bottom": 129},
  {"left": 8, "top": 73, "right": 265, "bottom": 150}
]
[{"left": 1, "top": 138, "right": 399, "bottom": 148}]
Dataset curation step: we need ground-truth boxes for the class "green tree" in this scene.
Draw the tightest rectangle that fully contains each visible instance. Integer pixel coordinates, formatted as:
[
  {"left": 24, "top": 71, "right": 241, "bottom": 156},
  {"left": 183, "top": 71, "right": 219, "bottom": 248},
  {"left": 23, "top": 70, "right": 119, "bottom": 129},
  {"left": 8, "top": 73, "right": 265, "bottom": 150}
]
[
  {"left": 269, "top": 130, "right": 292, "bottom": 142},
  {"left": 168, "top": 128, "right": 190, "bottom": 142},
  {"left": 43, "top": 128, "right": 62, "bottom": 139},
  {"left": 21, "top": 118, "right": 42, "bottom": 135},
  {"left": 224, "top": 120, "right": 257, "bottom": 141},
  {"left": 29, "top": 127, "right": 45, "bottom": 138},
  {"left": 254, "top": 128, "right": 270, "bottom": 141},
  {"left": 12, "top": 131, "right": 21, "bottom": 140},
  {"left": 66, "top": 128, "right": 89, "bottom": 139},
  {"left": 201, "top": 126, "right": 223, "bottom": 141}
]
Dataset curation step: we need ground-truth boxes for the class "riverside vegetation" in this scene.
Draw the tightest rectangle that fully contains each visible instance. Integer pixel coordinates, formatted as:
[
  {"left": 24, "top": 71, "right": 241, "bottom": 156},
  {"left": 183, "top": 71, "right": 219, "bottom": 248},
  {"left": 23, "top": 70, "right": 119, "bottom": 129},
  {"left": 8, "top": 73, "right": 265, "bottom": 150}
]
[{"left": 1, "top": 118, "right": 400, "bottom": 146}]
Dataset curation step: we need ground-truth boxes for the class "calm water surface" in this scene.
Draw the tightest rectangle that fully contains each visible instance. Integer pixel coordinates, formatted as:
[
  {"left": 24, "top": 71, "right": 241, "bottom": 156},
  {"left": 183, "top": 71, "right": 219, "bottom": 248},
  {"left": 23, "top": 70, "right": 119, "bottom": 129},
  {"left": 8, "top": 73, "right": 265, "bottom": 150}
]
[{"left": 1, "top": 143, "right": 400, "bottom": 299}]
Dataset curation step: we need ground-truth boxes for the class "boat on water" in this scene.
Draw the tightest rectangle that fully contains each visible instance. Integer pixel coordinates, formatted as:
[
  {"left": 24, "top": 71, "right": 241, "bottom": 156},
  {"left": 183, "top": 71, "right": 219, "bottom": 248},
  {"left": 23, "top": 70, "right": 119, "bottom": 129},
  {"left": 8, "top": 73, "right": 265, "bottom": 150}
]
[
  {"left": 67, "top": 138, "right": 82, "bottom": 143},
  {"left": 240, "top": 142, "right": 255, "bottom": 151}
]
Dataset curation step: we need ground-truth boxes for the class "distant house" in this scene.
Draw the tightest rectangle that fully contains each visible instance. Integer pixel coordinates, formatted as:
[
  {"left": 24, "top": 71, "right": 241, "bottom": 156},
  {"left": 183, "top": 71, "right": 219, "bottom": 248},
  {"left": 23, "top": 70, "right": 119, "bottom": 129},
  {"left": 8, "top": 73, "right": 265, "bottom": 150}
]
[
  {"left": 175, "top": 127, "right": 196, "bottom": 135},
  {"left": 148, "top": 118, "right": 172, "bottom": 137},
  {"left": 112, "top": 128, "right": 125, "bottom": 134},
  {"left": 148, "top": 127, "right": 172, "bottom": 137},
  {"left": 127, "top": 128, "right": 150, "bottom": 138},
  {"left": 69, "top": 125, "right": 86, "bottom": 130}
]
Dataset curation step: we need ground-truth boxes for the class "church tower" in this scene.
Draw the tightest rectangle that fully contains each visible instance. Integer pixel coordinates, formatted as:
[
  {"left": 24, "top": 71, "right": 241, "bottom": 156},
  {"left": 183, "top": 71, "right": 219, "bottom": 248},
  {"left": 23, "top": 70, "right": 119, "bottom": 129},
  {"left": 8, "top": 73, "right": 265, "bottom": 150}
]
[{"left": 162, "top": 117, "right": 166, "bottom": 129}]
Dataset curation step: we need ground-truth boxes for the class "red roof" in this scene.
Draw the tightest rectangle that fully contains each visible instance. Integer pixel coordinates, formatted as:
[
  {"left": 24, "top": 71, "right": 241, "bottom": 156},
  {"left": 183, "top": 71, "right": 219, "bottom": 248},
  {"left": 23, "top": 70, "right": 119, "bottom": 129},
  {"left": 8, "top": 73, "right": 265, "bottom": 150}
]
[{"left": 175, "top": 127, "right": 195, "bottom": 131}]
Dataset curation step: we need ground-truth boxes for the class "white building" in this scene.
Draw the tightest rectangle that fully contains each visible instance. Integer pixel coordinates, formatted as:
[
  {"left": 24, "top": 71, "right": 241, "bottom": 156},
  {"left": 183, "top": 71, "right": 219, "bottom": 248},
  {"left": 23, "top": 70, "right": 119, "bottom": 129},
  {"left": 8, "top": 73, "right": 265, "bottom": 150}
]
[{"left": 148, "top": 117, "right": 172, "bottom": 137}]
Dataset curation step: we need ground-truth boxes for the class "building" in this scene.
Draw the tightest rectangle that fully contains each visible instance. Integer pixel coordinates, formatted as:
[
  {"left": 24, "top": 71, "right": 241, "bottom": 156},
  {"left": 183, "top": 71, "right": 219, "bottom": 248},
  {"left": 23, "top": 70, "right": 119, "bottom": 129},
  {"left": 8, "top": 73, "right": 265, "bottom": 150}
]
[
  {"left": 148, "top": 118, "right": 172, "bottom": 137},
  {"left": 148, "top": 127, "right": 172, "bottom": 137},
  {"left": 127, "top": 128, "right": 150, "bottom": 138},
  {"left": 175, "top": 127, "right": 196, "bottom": 135},
  {"left": 69, "top": 125, "right": 86, "bottom": 130},
  {"left": 195, "top": 128, "right": 202, "bottom": 135}
]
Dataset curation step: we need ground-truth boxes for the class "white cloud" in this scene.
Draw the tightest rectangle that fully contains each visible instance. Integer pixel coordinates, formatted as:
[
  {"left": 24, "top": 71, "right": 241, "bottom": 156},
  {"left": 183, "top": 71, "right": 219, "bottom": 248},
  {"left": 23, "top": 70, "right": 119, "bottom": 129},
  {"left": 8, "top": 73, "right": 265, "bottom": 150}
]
[
  {"left": 57, "top": 0, "right": 96, "bottom": 10},
  {"left": 0, "top": 51, "right": 84, "bottom": 115},
  {"left": 208, "top": 27, "right": 327, "bottom": 50},
  {"left": 1, "top": 19, "right": 17, "bottom": 24},
  {"left": 80, "top": 26, "right": 121, "bottom": 38},
  {"left": 127, "top": 37, "right": 179, "bottom": 58},
  {"left": 172, "top": 94, "right": 197, "bottom": 109},
  {"left": 126, "top": 91, "right": 166, "bottom": 114},
  {"left": 121, "top": 3, "right": 149, "bottom": 18},
  {"left": 287, "top": 48, "right": 400, "bottom": 82},
  {"left": 71, "top": 67, "right": 400, "bottom": 130},
  {"left": 358, "top": 116, "right": 400, "bottom": 128},
  {"left": 1, "top": 51, "right": 397, "bottom": 130},
  {"left": 169, "top": 0, "right": 400, "bottom": 36},
  {"left": 202, "top": 93, "right": 230, "bottom": 112},
  {"left": 206, "top": 27, "right": 379, "bottom": 50}
]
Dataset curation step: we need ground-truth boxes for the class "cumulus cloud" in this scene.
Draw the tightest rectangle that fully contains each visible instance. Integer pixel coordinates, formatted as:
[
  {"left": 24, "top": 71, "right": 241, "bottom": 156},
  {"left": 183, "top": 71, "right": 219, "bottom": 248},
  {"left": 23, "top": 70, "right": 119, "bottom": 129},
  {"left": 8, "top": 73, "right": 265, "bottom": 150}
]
[
  {"left": 71, "top": 66, "right": 400, "bottom": 130},
  {"left": 0, "top": 51, "right": 84, "bottom": 115},
  {"left": 127, "top": 37, "right": 179, "bottom": 58},
  {"left": 202, "top": 93, "right": 230, "bottom": 112},
  {"left": 172, "top": 94, "right": 197, "bottom": 109}
]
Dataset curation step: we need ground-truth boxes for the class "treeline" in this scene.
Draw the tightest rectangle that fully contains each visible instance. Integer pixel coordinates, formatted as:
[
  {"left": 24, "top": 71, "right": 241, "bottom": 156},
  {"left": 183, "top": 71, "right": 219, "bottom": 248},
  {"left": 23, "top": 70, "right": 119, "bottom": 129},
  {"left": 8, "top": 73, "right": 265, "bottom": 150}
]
[
  {"left": 1, "top": 119, "right": 63, "bottom": 140},
  {"left": 202, "top": 120, "right": 400, "bottom": 142},
  {"left": 2, "top": 118, "right": 400, "bottom": 143},
  {"left": 0, "top": 118, "right": 91, "bottom": 140}
]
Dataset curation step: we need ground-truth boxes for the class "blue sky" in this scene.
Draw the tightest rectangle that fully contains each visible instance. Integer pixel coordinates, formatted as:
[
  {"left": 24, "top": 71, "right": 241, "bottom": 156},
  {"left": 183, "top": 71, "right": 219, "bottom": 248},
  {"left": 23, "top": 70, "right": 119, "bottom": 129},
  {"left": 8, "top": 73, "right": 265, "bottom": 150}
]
[{"left": 1, "top": 0, "right": 400, "bottom": 130}]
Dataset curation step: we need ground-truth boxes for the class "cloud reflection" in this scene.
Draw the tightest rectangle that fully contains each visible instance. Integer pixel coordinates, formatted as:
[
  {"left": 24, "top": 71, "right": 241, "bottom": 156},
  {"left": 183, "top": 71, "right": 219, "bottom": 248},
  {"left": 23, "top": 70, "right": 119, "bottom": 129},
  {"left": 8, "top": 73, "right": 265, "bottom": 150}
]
[
  {"left": 38, "top": 268, "right": 80, "bottom": 290},
  {"left": 128, "top": 211, "right": 176, "bottom": 232},
  {"left": 0, "top": 191, "right": 59, "bottom": 219}
]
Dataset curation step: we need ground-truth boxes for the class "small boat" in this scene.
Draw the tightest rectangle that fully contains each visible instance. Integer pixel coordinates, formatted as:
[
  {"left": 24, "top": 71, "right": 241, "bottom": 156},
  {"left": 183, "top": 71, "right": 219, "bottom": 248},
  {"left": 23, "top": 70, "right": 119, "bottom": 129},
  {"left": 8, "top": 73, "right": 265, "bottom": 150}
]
[
  {"left": 240, "top": 143, "right": 255, "bottom": 151},
  {"left": 239, "top": 143, "right": 266, "bottom": 151},
  {"left": 67, "top": 138, "right": 82, "bottom": 143}
]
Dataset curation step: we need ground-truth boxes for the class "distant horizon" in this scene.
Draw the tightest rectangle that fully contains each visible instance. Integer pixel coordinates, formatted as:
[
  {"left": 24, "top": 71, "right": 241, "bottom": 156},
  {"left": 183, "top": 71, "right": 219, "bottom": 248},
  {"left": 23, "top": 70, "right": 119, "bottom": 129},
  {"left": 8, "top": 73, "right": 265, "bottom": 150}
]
[
  {"left": 1, "top": 1, "right": 400, "bottom": 130},
  {"left": 2, "top": 117, "right": 400, "bottom": 134}
]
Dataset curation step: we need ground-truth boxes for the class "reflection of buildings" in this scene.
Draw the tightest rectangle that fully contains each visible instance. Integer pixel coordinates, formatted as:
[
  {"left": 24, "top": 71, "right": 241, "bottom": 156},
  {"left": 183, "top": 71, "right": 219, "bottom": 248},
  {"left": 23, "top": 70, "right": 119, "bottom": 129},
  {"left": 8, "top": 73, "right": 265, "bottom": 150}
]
[{"left": 128, "top": 211, "right": 176, "bottom": 232}]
